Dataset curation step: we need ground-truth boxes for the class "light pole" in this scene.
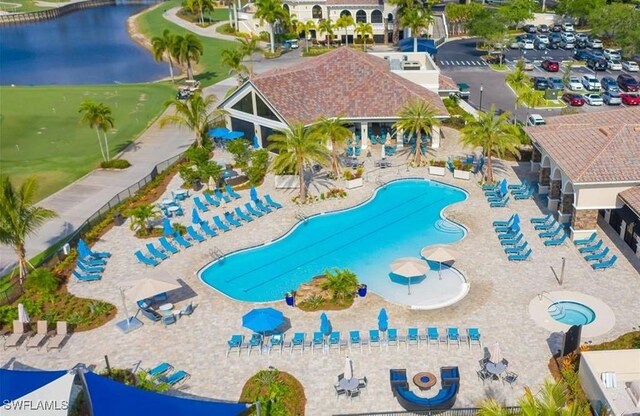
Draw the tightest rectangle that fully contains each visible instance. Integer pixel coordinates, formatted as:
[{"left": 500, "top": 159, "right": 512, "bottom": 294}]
[
  {"left": 479, "top": 83, "right": 484, "bottom": 112},
  {"left": 514, "top": 101, "right": 518, "bottom": 125}
]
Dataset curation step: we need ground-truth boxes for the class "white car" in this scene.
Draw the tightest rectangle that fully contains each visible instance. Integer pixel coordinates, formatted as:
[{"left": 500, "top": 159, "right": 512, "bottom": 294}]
[
  {"left": 526, "top": 114, "right": 546, "bottom": 126},
  {"left": 562, "top": 23, "right": 575, "bottom": 32},
  {"left": 561, "top": 32, "right": 576, "bottom": 43},
  {"left": 581, "top": 75, "right": 600, "bottom": 91},
  {"left": 583, "top": 93, "right": 603, "bottom": 106},
  {"left": 607, "top": 60, "right": 622, "bottom": 71},
  {"left": 519, "top": 39, "right": 535, "bottom": 50},
  {"left": 587, "top": 38, "right": 603, "bottom": 49},
  {"left": 575, "top": 33, "right": 589, "bottom": 43},
  {"left": 622, "top": 61, "right": 639, "bottom": 72},
  {"left": 568, "top": 76, "right": 584, "bottom": 91},
  {"left": 604, "top": 48, "right": 621, "bottom": 60},
  {"left": 537, "top": 34, "right": 549, "bottom": 44}
]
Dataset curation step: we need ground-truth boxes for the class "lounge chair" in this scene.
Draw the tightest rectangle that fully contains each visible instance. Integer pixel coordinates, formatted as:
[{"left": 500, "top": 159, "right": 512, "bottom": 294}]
[
  {"left": 530, "top": 213, "right": 553, "bottom": 224},
  {"left": 544, "top": 232, "right": 568, "bottom": 246},
  {"left": 539, "top": 225, "right": 563, "bottom": 239},
  {"left": 199, "top": 221, "right": 217, "bottom": 237},
  {"left": 500, "top": 233, "right": 523, "bottom": 246},
  {"left": 592, "top": 255, "right": 617, "bottom": 270},
  {"left": 234, "top": 207, "right": 253, "bottom": 223},
  {"left": 508, "top": 248, "right": 532, "bottom": 261},
  {"left": 497, "top": 228, "right": 520, "bottom": 240},
  {"left": 508, "top": 181, "right": 527, "bottom": 190},
  {"left": 146, "top": 243, "right": 169, "bottom": 260},
  {"left": 575, "top": 233, "right": 597, "bottom": 246},
  {"left": 264, "top": 194, "right": 282, "bottom": 209},
  {"left": 349, "top": 330, "right": 362, "bottom": 352},
  {"left": 226, "top": 334, "right": 244, "bottom": 357},
  {"left": 579, "top": 240, "right": 603, "bottom": 253},
  {"left": 162, "top": 314, "right": 176, "bottom": 326},
  {"left": 148, "top": 362, "right": 173, "bottom": 378},
  {"left": 425, "top": 327, "right": 440, "bottom": 349},
  {"left": 290, "top": 332, "right": 305, "bottom": 354},
  {"left": 244, "top": 202, "right": 264, "bottom": 218},
  {"left": 180, "top": 303, "right": 194, "bottom": 317},
  {"left": 139, "top": 308, "right": 162, "bottom": 322},
  {"left": 225, "top": 183, "right": 241, "bottom": 199},
  {"left": 482, "top": 182, "right": 499, "bottom": 191},
  {"left": 407, "top": 328, "right": 419, "bottom": 348},
  {"left": 159, "top": 237, "right": 179, "bottom": 254},
  {"left": 204, "top": 192, "right": 220, "bottom": 207},
  {"left": 27, "top": 321, "right": 49, "bottom": 350},
  {"left": 585, "top": 247, "right": 609, "bottom": 262},
  {"left": 159, "top": 370, "right": 190, "bottom": 386},
  {"left": 47, "top": 322, "right": 68, "bottom": 351},
  {"left": 76, "top": 261, "right": 105, "bottom": 274},
  {"left": 248, "top": 333, "right": 263, "bottom": 355},
  {"left": 224, "top": 212, "right": 242, "bottom": 228},
  {"left": 78, "top": 257, "right": 106, "bottom": 267},
  {"left": 514, "top": 188, "right": 534, "bottom": 200},
  {"left": 215, "top": 188, "right": 231, "bottom": 203},
  {"left": 213, "top": 216, "right": 230, "bottom": 232},
  {"left": 467, "top": 328, "right": 481, "bottom": 349},
  {"left": 135, "top": 250, "right": 159, "bottom": 267},
  {"left": 490, "top": 197, "right": 509, "bottom": 207},
  {"left": 534, "top": 218, "right": 558, "bottom": 231},
  {"left": 329, "top": 331, "right": 341, "bottom": 352},
  {"left": 487, "top": 192, "right": 506, "bottom": 202},
  {"left": 387, "top": 328, "right": 399, "bottom": 350},
  {"left": 493, "top": 215, "right": 516, "bottom": 228},
  {"left": 3, "top": 321, "right": 27, "bottom": 350},
  {"left": 254, "top": 200, "right": 272, "bottom": 213},
  {"left": 72, "top": 270, "right": 102, "bottom": 282},
  {"left": 186, "top": 226, "right": 205, "bottom": 243},
  {"left": 269, "top": 333, "right": 284, "bottom": 354},
  {"left": 504, "top": 241, "right": 528, "bottom": 254},
  {"left": 193, "top": 197, "right": 209, "bottom": 212},
  {"left": 312, "top": 332, "right": 324, "bottom": 354},
  {"left": 495, "top": 223, "right": 518, "bottom": 233},
  {"left": 369, "top": 330, "right": 380, "bottom": 351},
  {"left": 447, "top": 328, "right": 460, "bottom": 349},
  {"left": 79, "top": 239, "right": 111, "bottom": 259},
  {"left": 173, "top": 234, "right": 193, "bottom": 249}
]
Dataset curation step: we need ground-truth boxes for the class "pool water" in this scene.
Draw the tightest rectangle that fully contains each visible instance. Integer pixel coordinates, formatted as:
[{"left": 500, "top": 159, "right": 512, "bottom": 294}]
[
  {"left": 199, "top": 179, "right": 467, "bottom": 304},
  {"left": 548, "top": 301, "right": 596, "bottom": 326}
]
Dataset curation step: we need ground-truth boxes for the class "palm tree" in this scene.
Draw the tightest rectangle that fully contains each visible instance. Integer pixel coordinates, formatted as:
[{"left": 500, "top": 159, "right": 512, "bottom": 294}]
[
  {"left": 0, "top": 176, "right": 57, "bottom": 285},
  {"left": 355, "top": 22, "right": 373, "bottom": 51},
  {"left": 304, "top": 20, "right": 317, "bottom": 51},
  {"left": 127, "top": 204, "right": 160, "bottom": 235},
  {"left": 336, "top": 14, "right": 355, "bottom": 46},
  {"left": 318, "top": 18, "right": 335, "bottom": 47},
  {"left": 238, "top": 36, "right": 262, "bottom": 76},
  {"left": 254, "top": 0, "right": 287, "bottom": 54},
  {"left": 388, "top": 0, "right": 430, "bottom": 45},
  {"left": 151, "top": 29, "right": 177, "bottom": 82},
  {"left": 315, "top": 117, "right": 352, "bottom": 178},
  {"left": 519, "top": 88, "right": 545, "bottom": 120},
  {"left": 506, "top": 63, "right": 532, "bottom": 120},
  {"left": 267, "top": 123, "right": 330, "bottom": 200},
  {"left": 221, "top": 48, "right": 248, "bottom": 84},
  {"left": 477, "top": 399, "right": 514, "bottom": 416},
  {"left": 393, "top": 99, "right": 441, "bottom": 166},
  {"left": 321, "top": 268, "right": 359, "bottom": 303},
  {"left": 172, "top": 33, "right": 204, "bottom": 80},
  {"left": 159, "top": 92, "right": 225, "bottom": 148},
  {"left": 401, "top": 7, "right": 433, "bottom": 52},
  {"left": 79, "top": 100, "right": 115, "bottom": 162},
  {"left": 459, "top": 104, "right": 521, "bottom": 183}
]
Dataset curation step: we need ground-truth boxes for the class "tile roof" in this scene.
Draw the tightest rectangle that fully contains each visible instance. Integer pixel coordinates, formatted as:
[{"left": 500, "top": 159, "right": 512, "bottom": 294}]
[
  {"left": 250, "top": 47, "right": 448, "bottom": 125},
  {"left": 524, "top": 108, "right": 640, "bottom": 184},
  {"left": 438, "top": 74, "right": 458, "bottom": 91},
  {"left": 325, "top": 0, "right": 382, "bottom": 4},
  {"left": 620, "top": 186, "right": 640, "bottom": 216}
]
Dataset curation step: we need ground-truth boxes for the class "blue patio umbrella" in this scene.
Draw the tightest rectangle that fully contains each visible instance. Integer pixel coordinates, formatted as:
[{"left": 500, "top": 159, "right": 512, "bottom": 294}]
[
  {"left": 252, "top": 135, "right": 260, "bottom": 149},
  {"left": 208, "top": 127, "right": 230, "bottom": 138},
  {"left": 221, "top": 131, "right": 244, "bottom": 140},
  {"left": 249, "top": 187, "right": 258, "bottom": 202},
  {"left": 320, "top": 312, "right": 332, "bottom": 336},
  {"left": 191, "top": 207, "right": 202, "bottom": 225},
  {"left": 162, "top": 218, "right": 175, "bottom": 237},
  {"left": 242, "top": 308, "right": 285, "bottom": 335},
  {"left": 378, "top": 308, "right": 388, "bottom": 332}
]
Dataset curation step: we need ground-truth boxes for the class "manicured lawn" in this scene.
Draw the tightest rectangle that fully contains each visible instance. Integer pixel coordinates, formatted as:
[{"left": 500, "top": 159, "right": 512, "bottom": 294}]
[
  {"left": 136, "top": 1, "right": 239, "bottom": 87},
  {"left": 0, "top": 0, "right": 57, "bottom": 12},
  {"left": 0, "top": 83, "right": 173, "bottom": 201}
]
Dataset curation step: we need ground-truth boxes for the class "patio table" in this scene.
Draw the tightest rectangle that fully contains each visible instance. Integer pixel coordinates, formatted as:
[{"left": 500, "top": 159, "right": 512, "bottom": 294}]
[
  {"left": 413, "top": 372, "right": 437, "bottom": 390},
  {"left": 162, "top": 198, "right": 176, "bottom": 206},
  {"left": 338, "top": 378, "right": 359, "bottom": 391},
  {"left": 174, "top": 189, "right": 189, "bottom": 199},
  {"left": 486, "top": 362, "right": 507, "bottom": 376}
]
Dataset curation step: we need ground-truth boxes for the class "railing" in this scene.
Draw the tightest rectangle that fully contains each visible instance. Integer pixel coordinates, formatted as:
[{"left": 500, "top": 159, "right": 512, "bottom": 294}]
[{"left": 335, "top": 407, "right": 522, "bottom": 416}]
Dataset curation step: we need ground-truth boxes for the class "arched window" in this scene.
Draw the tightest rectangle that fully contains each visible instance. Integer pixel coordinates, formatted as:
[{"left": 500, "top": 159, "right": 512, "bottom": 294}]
[
  {"left": 283, "top": 4, "right": 289, "bottom": 14},
  {"left": 371, "top": 9, "right": 382, "bottom": 23},
  {"left": 340, "top": 9, "right": 351, "bottom": 17},
  {"left": 355, "top": 9, "right": 366, "bottom": 23},
  {"left": 312, "top": 5, "right": 322, "bottom": 19},
  {"left": 387, "top": 13, "right": 393, "bottom": 23}
]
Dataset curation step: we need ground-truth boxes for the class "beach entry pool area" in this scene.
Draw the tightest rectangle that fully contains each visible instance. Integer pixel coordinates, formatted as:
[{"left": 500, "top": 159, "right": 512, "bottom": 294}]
[{"left": 199, "top": 179, "right": 469, "bottom": 308}]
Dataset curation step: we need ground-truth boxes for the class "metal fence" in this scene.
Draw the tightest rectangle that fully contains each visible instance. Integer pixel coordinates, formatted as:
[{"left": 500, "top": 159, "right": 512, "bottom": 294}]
[{"left": 335, "top": 407, "right": 522, "bottom": 416}]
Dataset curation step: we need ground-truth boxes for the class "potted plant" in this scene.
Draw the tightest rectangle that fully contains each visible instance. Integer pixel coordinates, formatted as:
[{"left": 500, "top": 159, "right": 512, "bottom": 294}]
[
  {"left": 357, "top": 284, "right": 367, "bottom": 297},
  {"left": 285, "top": 291, "right": 295, "bottom": 306},
  {"left": 428, "top": 160, "right": 446, "bottom": 176},
  {"left": 343, "top": 167, "right": 363, "bottom": 189},
  {"left": 453, "top": 160, "right": 472, "bottom": 180}
]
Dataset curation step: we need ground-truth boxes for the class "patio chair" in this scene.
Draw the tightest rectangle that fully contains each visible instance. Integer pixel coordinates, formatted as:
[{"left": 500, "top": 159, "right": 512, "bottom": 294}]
[
  {"left": 226, "top": 334, "right": 244, "bottom": 357},
  {"left": 77, "top": 256, "right": 106, "bottom": 267},
  {"left": 148, "top": 362, "right": 173, "bottom": 378},
  {"left": 387, "top": 328, "right": 399, "bottom": 350},
  {"left": 264, "top": 194, "right": 283, "bottom": 209},
  {"left": 358, "top": 377, "right": 368, "bottom": 389},
  {"left": 467, "top": 328, "right": 482, "bottom": 349},
  {"left": 574, "top": 232, "right": 597, "bottom": 246},
  {"left": 248, "top": 333, "right": 263, "bottom": 355},
  {"left": 269, "top": 333, "right": 284, "bottom": 354},
  {"left": 406, "top": 328, "right": 419, "bottom": 349},
  {"left": 26, "top": 321, "right": 49, "bottom": 350},
  {"left": 72, "top": 270, "right": 102, "bottom": 282},
  {"left": 76, "top": 260, "right": 105, "bottom": 274},
  {"left": 140, "top": 308, "right": 162, "bottom": 322},
  {"left": 477, "top": 369, "right": 493, "bottom": 384},
  {"left": 215, "top": 188, "right": 232, "bottom": 203},
  {"left": 592, "top": 255, "right": 617, "bottom": 270},
  {"left": 146, "top": 243, "right": 169, "bottom": 260},
  {"left": 508, "top": 248, "right": 532, "bottom": 261},
  {"left": 204, "top": 192, "right": 221, "bottom": 207},
  {"left": 447, "top": 327, "right": 460, "bottom": 349},
  {"left": 349, "top": 330, "right": 362, "bottom": 353},
  {"left": 47, "top": 321, "right": 68, "bottom": 351},
  {"left": 530, "top": 213, "right": 553, "bottom": 224},
  {"left": 244, "top": 202, "right": 264, "bottom": 218},
  {"left": 179, "top": 303, "right": 194, "bottom": 317},
  {"left": 224, "top": 212, "right": 242, "bottom": 228},
  {"left": 234, "top": 207, "right": 253, "bottom": 223},
  {"left": 544, "top": 232, "right": 568, "bottom": 246},
  {"left": 135, "top": 250, "right": 159, "bottom": 267},
  {"left": 225, "top": 184, "right": 241, "bottom": 199},
  {"left": 312, "top": 332, "right": 324, "bottom": 354},
  {"left": 329, "top": 331, "right": 341, "bottom": 352},
  {"left": 585, "top": 247, "right": 609, "bottom": 262},
  {"left": 334, "top": 384, "right": 347, "bottom": 399},
  {"left": 199, "top": 221, "right": 218, "bottom": 238},
  {"left": 159, "top": 370, "right": 190, "bottom": 386},
  {"left": 502, "top": 371, "right": 518, "bottom": 387},
  {"left": 186, "top": 226, "right": 205, "bottom": 243},
  {"left": 479, "top": 357, "right": 490, "bottom": 369},
  {"left": 193, "top": 197, "right": 209, "bottom": 212},
  {"left": 348, "top": 389, "right": 361, "bottom": 399},
  {"left": 579, "top": 240, "right": 603, "bottom": 253},
  {"left": 290, "top": 332, "right": 305, "bottom": 354},
  {"left": 159, "top": 237, "right": 179, "bottom": 254},
  {"left": 254, "top": 199, "right": 272, "bottom": 214},
  {"left": 3, "top": 321, "right": 27, "bottom": 350},
  {"left": 426, "top": 327, "right": 440, "bottom": 349},
  {"left": 369, "top": 329, "right": 381, "bottom": 351},
  {"left": 162, "top": 314, "right": 176, "bottom": 326},
  {"left": 504, "top": 241, "right": 528, "bottom": 255},
  {"left": 500, "top": 233, "right": 523, "bottom": 247},
  {"left": 213, "top": 216, "right": 230, "bottom": 232}
]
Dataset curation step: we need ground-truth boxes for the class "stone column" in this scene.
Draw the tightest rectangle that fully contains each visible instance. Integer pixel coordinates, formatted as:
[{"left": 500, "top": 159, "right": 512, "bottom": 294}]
[
  {"left": 530, "top": 147, "right": 542, "bottom": 173},
  {"left": 360, "top": 123, "right": 368, "bottom": 150},
  {"left": 538, "top": 167, "right": 550, "bottom": 194},
  {"left": 431, "top": 125, "right": 441, "bottom": 149},
  {"left": 547, "top": 179, "right": 561, "bottom": 211},
  {"left": 635, "top": 235, "right": 640, "bottom": 258},
  {"left": 570, "top": 207, "right": 599, "bottom": 241},
  {"left": 558, "top": 192, "right": 574, "bottom": 224},
  {"left": 620, "top": 220, "right": 627, "bottom": 240}
]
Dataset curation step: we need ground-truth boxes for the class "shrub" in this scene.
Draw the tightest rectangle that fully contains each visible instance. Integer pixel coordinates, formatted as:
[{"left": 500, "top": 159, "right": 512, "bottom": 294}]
[
  {"left": 24, "top": 268, "right": 60, "bottom": 295},
  {"left": 227, "top": 139, "right": 251, "bottom": 169},
  {"left": 240, "top": 369, "right": 306, "bottom": 416},
  {"left": 430, "top": 160, "right": 446, "bottom": 167},
  {"left": 246, "top": 149, "right": 269, "bottom": 186},
  {"left": 100, "top": 159, "right": 131, "bottom": 169},
  {"left": 320, "top": 268, "right": 359, "bottom": 303}
]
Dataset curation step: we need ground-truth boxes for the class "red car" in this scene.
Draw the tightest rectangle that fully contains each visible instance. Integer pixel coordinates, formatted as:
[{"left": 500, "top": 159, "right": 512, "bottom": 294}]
[
  {"left": 541, "top": 59, "right": 560, "bottom": 72},
  {"left": 621, "top": 93, "right": 640, "bottom": 105},
  {"left": 562, "top": 93, "right": 586, "bottom": 106}
]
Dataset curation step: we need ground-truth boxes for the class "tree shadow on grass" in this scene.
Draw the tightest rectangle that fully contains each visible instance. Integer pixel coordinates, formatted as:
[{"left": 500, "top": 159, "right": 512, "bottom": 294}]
[{"left": 195, "top": 71, "right": 219, "bottom": 84}]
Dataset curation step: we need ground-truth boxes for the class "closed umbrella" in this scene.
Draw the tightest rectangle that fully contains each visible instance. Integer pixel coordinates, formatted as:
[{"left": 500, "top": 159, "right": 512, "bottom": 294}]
[
  {"left": 386, "top": 132, "right": 392, "bottom": 143},
  {"left": 249, "top": 187, "right": 258, "bottom": 202},
  {"left": 378, "top": 308, "right": 388, "bottom": 332},
  {"left": 344, "top": 356, "right": 353, "bottom": 381},
  {"left": 191, "top": 207, "right": 202, "bottom": 225},
  {"left": 162, "top": 218, "right": 175, "bottom": 237},
  {"left": 390, "top": 257, "right": 428, "bottom": 295},
  {"left": 17, "top": 303, "right": 30, "bottom": 324},
  {"left": 320, "top": 312, "right": 331, "bottom": 336},
  {"left": 208, "top": 176, "right": 215, "bottom": 192},
  {"left": 252, "top": 135, "right": 260, "bottom": 149},
  {"left": 421, "top": 246, "right": 458, "bottom": 280},
  {"left": 242, "top": 307, "right": 285, "bottom": 335},
  {"left": 489, "top": 342, "right": 502, "bottom": 364},
  {"left": 381, "top": 143, "right": 386, "bottom": 160}
]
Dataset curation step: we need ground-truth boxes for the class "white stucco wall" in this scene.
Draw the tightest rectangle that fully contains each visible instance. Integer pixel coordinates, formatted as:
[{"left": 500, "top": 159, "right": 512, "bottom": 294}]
[{"left": 575, "top": 184, "right": 638, "bottom": 210}]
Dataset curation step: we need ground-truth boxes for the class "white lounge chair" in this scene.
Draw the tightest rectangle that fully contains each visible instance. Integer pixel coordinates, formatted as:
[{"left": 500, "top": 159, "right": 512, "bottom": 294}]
[
  {"left": 47, "top": 321, "right": 68, "bottom": 351},
  {"left": 3, "top": 320, "right": 27, "bottom": 350},
  {"left": 27, "top": 320, "right": 49, "bottom": 350}
]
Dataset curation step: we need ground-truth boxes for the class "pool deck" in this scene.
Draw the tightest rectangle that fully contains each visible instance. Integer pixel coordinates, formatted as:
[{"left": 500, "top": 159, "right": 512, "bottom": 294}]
[{"left": 3, "top": 130, "right": 640, "bottom": 414}]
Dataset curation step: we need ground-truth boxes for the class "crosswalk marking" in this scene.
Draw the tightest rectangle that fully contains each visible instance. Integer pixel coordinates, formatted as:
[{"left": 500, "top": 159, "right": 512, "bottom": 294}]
[{"left": 437, "top": 59, "right": 490, "bottom": 67}]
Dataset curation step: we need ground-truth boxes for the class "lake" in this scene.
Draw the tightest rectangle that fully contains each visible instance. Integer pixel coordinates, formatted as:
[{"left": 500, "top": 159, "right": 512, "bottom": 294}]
[{"left": 0, "top": 4, "right": 170, "bottom": 85}]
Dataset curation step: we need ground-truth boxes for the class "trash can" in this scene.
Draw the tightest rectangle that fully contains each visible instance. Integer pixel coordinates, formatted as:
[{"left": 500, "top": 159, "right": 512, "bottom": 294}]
[
  {"left": 113, "top": 212, "right": 125, "bottom": 226},
  {"left": 192, "top": 179, "right": 202, "bottom": 191},
  {"left": 285, "top": 293, "right": 295, "bottom": 306},
  {"left": 358, "top": 284, "right": 367, "bottom": 297}
]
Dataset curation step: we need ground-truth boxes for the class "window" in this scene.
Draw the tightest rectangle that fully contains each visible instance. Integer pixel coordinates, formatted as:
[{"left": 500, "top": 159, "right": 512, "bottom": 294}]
[
  {"left": 312, "top": 5, "right": 322, "bottom": 19},
  {"left": 387, "top": 13, "right": 393, "bottom": 23},
  {"left": 340, "top": 9, "right": 351, "bottom": 17},
  {"left": 231, "top": 92, "right": 253, "bottom": 114},
  {"left": 371, "top": 10, "right": 382, "bottom": 23},
  {"left": 283, "top": 4, "right": 289, "bottom": 14},
  {"left": 255, "top": 95, "right": 279, "bottom": 121},
  {"left": 356, "top": 10, "right": 366, "bottom": 23}
]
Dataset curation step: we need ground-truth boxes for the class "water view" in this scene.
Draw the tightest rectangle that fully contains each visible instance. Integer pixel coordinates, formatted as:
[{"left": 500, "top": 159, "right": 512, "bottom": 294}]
[{"left": 0, "top": 4, "right": 169, "bottom": 85}]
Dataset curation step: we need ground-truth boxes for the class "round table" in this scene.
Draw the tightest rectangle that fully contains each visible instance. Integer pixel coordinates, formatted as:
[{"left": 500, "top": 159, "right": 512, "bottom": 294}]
[
  {"left": 413, "top": 372, "right": 437, "bottom": 390},
  {"left": 338, "top": 378, "right": 359, "bottom": 391},
  {"left": 486, "top": 362, "right": 507, "bottom": 376},
  {"left": 158, "top": 303, "right": 174, "bottom": 315}
]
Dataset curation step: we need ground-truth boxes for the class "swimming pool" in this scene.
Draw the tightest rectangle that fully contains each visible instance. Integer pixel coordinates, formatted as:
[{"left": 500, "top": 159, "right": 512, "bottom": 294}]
[
  {"left": 199, "top": 179, "right": 467, "bottom": 305},
  {"left": 548, "top": 301, "right": 596, "bottom": 326}
]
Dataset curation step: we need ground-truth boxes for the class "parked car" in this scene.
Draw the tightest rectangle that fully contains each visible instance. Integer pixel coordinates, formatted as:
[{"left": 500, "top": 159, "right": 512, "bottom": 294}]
[
  {"left": 567, "top": 76, "right": 584, "bottom": 91},
  {"left": 509, "top": 39, "right": 521, "bottom": 49},
  {"left": 587, "top": 38, "right": 603, "bottom": 49},
  {"left": 531, "top": 76, "right": 549, "bottom": 90},
  {"left": 587, "top": 58, "right": 608, "bottom": 71},
  {"left": 547, "top": 42, "right": 559, "bottom": 50},
  {"left": 607, "top": 60, "right": 622, "bottom": 71},
  {"left": 602, "top": 91, "right": 622, "bottom": 105},
  {"left": 522, "top": 59, "right": 534, "bottom": 71},
  {"left": 622, "top": 61, "right": 639, "bottom": 72},
  {"left": 537, "top": 24, "right": 549, "bottom": 33},
  {"left": 561, "top": 32, "right": 576, "bottom": 43},
  {"left": 575, "top": 33, "right": 589, "bottom": 43},
  {"left": 603, "top": 48, "right": 621, "bottom": 60},
  {"left": 562, "top": 93, "right": 585, "bottom": 106},
  {"left": 519, "top": 39, "right": 535, "bottom": 50},
  {"left": 526, "top": 114, "right": 546, "bottom": 126},
  {"left": 541, "top": 59, "right": 560, "bottom": 72},
  {"left": 600, "top": 76, "right": 619, "bottom": 92},
  {"left": 551, "top": 24, "right": 563, "bottom": 32},
  {"left": 582, "top": 93, "right": 603, "bottom": 106},
  {"left": 590, "top": 50, "right": 605, "bottom": 60},
  {"left": 562, "top": 22, "right": 575, "bottom": 32},
  {"left": 582, "top": 75, "right": 600, "bottom": 91},
  {"left": 522, "top": 24, "right": 537, "bottom": 34},
  {"left": 176, "top": 87, "right": 192, "bottom": 100},
  {"left": 534, "top": 39, "right": 547, "bottom": 50},
  {"left": 549, "top": 33, "right": 562, "bottom": 43},
  {"left": 559, "top": 40, "right": 575, "bottom": 49},
  {"left": 485, "top": 53, "right": 506, "bottom": 64},
  {"left": 547, "top": 77, "right": 564, "bottom": 90},
  {"left": 536, "top": 34, "right": 549, "bottom": 44},
  {"left": 617, "top": 74, "right": 640, "bottom": 92},
  {"left": 575, "top": 39, "right": 588, "bottom": 49},
  {"left": 621, "top": 93, "right": 640, "bottom": 105}
]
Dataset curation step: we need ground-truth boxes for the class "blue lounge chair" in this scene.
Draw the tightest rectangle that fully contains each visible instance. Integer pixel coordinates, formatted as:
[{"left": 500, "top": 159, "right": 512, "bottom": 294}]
[
  {"left": 148, "top": 362, "right": 173, "bottom": 377},
  {"left": 574, "top": 233, "right": 597, "bottom": 246},
  {"left": 508, "top": 181, "right": 527, "bottom": 190},
  {"left": 173, "top": 234, "right": 193, "bottom": 249},
  {"left": 329, "top": 331, "right": 341, "bottom": 352},
  {"left": 254, "top": 200, "right": 272, "bottom": 213},
  {"left": 79, "top": 240, "right": 111, "bottom": 259},
  {"left": 467, "top": 328, "right": 481, "bottom": 349},
  {"left": 193, "top": 197, "right": 209, "bottom": 212},
  {"left": 264, "top": 194, "right": 282, "bottom": 209},
  {"left": 498, "top": 228, "right": 520, "bottom": 240},
  {"left": 159, "top": 370, "right": 190, "bottom": 386},
  {"left": 248, "top": 334, "right": 263, "bottom": 355},
  {"left": 426, "top": 327, "right": 440, "bottom": 349},
  {"left": 500, "top": 233, "right": 523, "bottom": 246},
  {"left": 312, "top": 332, "right": 324, "bottom": 354},
  {"left": 225, "top": 183, "right": 241, "bottom": 199},
  {"left": 159, "top": 237, "right": 179, "bottom": 254},
  {"left": 146, "top": 243, "right": 168, "bottom": 260},
  {"left": 514, "top": 188, "right": 534, "bottom": 200},
  {"left": 535, "top": 218, "right": 558, "bottom": 231},
  {"left": 369, "top": 329, "right": 381, "bottom": 350},
  {"left": 387, "top": 328, "right": 399, "bottom": 349},
  {"left": 234, "top": 207, "right": 253, "bottom": 222},
  {"left": 490, "top": 197, "right": 509, "bottom": 207},
  {"left": 215, "top": 188, "right": 231, "bottom": 203},
  {"left": 482, "top": 182, "right": 499, "bottom": 191},
  {"left": 447, "top": 328, "right": 460, "bottom": 349},
  {"left": 213, "top": 216, "right": 230, "bottom": 232},
  {"left": 135, "top": 250, "right": 159, "bottom": 267},
  {"left": 544, "top": 232, "right": 568, "bottom": 246},
  {"left": 76, "top": 261, "right": 105, "bottom": 274},
  {"left": 585, "top": 247, "right": 609, "bottom": 262},
  {"left": 407, "top": 328, "right": 419, "bottom": 348},
  {"left": 72, "top": 270, "right": 101, "bottom": 282},
  {"left": 269, "top": 333, "right": 284, "bottom": 354},
  {"left": 591, "top": 255, "right": 617, "bottom": 270},
  {"left": 495, "top": 222, "right": 519, "bottom": 233},
  {"left": 224, "top": 212, "right": 242, "bottom": 228},
  {"left": 349, "top": 330, "right": 362, "bottom": 352},
  {"left": 290, "top": 332, "right": 305, "bottom": 354},
  {"left": 492, "top": 214, "right": 516, "bottom": 227},
  {"left": 508, "top": 248, "right": 532, "bottom": 261},
  {"left": 186, "top": 226, "right": 205, "bottom": 242},
  {"left": 504, "top": 241, "right": 528, "bottom": 254},
  {"left": 579, "top": 240, "right": 603, "bottom": 253},
  {"left": 78, "top": 257, "right": 106, "bottom": 267},
  {"left": 486, "top": 192, "right": 506, "bottom": 201},
  {"left": 139, "top": 308, "right": 162, "bottom": 322},
  {"left": 199, "top": 221, "right": 217, "bottom": 237},
  {"left": 204, "top": 192, "right": 220, "bottom": 207},
  {"left": 539, "top": 225, "right": 563, "bottom": 239},
  {"left": 531, "top": 213, "right": 553, "bottom": 224},
  {"left": 226, "top": 334, "right": 244, "bottom": 357},
  {"left": 244, "top": 202, "right": 264, "bottom": 218}
]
